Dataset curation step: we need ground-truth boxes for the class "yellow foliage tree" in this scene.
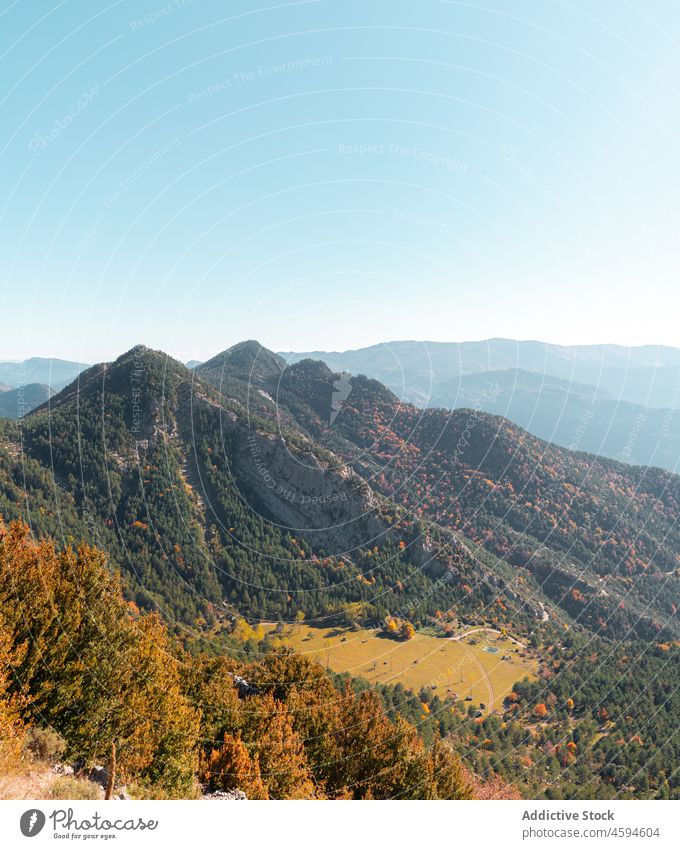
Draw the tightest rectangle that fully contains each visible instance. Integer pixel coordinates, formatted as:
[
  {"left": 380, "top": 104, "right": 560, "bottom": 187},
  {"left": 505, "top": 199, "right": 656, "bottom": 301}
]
[
  {"left": 400, "top": 621, "right": 416, "bottom": 641},
  {"left": 243, "top": 693, "right": 316, "bottom": 799},
  {"left": 0, "top": 518, "right": 199, "bottom": 798},
  {"left": 384, "top": 616, "right": 399, "bottom": 634},
  {"left": 0, "top": 623, "right": 25, "bottom": 774},
  {"left": 202, "top": 732, "right": 268, "bottom": 799}
]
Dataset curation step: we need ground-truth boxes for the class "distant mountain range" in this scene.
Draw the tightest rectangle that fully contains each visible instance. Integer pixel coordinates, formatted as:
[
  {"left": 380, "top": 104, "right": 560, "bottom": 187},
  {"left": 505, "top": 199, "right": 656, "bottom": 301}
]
[
  {"left": 0, "top": 357, "right": 88, "bottom": 416},
  {"left": 280, "top": 340, "right": 680, "bottom": 473},
  {"left": 0, "top": 357, "right": 89, "bottom": 389},
  {"left": 0, "top": 384, "right": 54, "bottom": 419},
  {"left": 3, "top": 341, "right": 680, "bottom": 474},
  {"left": 280, "top": 339, "right": 680, "bottom": 405}
]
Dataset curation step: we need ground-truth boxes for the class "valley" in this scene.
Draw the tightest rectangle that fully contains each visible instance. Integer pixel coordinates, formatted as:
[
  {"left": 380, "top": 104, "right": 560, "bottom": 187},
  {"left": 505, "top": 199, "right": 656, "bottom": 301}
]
[{"left": 259, "top": 623, "right": 539, "bottom": 712}]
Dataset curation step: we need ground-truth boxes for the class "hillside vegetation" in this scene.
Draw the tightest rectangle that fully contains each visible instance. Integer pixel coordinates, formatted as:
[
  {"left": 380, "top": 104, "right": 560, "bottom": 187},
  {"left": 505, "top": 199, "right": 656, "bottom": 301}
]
[
  {"left": 0, "top": 519, "right": 473, "bottom": 800},
  {"left": 1, "top": 341, "right": 680, "bottom": 798},
  {"left": 281, "top": 340, "right": 680, "bottom": 472}
]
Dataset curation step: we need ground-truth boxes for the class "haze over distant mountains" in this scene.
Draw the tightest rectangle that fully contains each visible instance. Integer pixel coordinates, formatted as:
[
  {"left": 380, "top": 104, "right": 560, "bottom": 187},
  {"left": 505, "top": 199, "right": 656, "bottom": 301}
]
[
  {"left": 280, "top": 339, "right": 680, "bottom": 474},
  {"left": 0, "top": 357, "right": 89, "bottom": 418},
  {"left": 0, "top": 357, "right": 88, "bottom": 390},
  {"left": 0, "top": 384, "right": 54, "bottom": 419}
]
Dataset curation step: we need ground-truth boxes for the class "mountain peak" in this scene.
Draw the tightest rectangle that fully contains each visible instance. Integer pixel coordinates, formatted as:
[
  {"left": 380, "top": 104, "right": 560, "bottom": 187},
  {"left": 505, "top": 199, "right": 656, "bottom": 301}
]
[
  {"left": 28, "top": 345, "right": 191, "bottom": 419},
  {"left": 119, "top": 343, "right": 151, "bottom": 358},
  {"left": 198, "top": 340, "right": 285, "bottom": 383}
]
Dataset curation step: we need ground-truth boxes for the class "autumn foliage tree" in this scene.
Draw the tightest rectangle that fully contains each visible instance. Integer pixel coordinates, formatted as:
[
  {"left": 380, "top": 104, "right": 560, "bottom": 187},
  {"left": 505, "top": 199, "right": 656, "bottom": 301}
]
[
  {"left": 0, "top": 623, "right": 25, "bottom": 775},
  {"left": 242, "top": 651, "right": 473, "bottom": 799},
  {"left": 0, "top": 518, "right": 198, "bottom": 797},
  {"left": 201, "top": 732, "right": 268, "bottom": 799},
  {"left": 400, "top": 621, "right": 416, "bottom": 641},
  {"left": 243, "top": 694, "right": 317, "bottom": 799}
]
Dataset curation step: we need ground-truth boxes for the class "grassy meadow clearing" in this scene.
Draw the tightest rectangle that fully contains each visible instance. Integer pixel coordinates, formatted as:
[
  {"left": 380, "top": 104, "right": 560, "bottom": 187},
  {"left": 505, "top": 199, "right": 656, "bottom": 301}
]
[{"left": 262, "top": 624, "right": 539, "bottom": 712}]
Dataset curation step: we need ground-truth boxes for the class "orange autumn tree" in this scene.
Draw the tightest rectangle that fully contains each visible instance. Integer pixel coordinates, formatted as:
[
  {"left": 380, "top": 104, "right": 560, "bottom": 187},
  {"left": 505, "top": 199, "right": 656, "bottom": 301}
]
[
  {"left": 242, "top": 693, "right": 317, "bottom": 799},
  {"left": 243, "top": 649, "right": 473, "bottom": 800},
  {"left": 201, "top": 732, "right": 268, "bottom": 799},
  {"left": 427, "top": 735, "right": 474, "bottom": 800},
  {"left": 0, "top": 623, "right": 25, "bottom": 774},
  {"left": 182, "top": 654, "right": 243, "bottom": 750},
  {"left": 0, "top": 518, "right": 198, "bottom": 797},
  {"left": 462, "top": 766, "right": 522, "bottom": 800}
]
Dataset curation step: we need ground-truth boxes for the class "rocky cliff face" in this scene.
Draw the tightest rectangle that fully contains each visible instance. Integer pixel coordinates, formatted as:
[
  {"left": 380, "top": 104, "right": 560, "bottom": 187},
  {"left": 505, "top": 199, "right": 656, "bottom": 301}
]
[{"left": 221, "top": 418, "right": 391, "bottom": 556}]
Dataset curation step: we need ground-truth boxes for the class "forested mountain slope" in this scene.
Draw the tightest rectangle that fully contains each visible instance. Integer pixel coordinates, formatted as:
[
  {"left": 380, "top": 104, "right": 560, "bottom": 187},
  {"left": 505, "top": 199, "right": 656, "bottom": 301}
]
[
  {"left": 0, "top": 345, "right": 542, "bottom": 632},
  {"left": 200, "top": 345, "right": 680, "bottom": 641},
  {"left": 1, "top": 341, "right": 679, "bottom": 644}
]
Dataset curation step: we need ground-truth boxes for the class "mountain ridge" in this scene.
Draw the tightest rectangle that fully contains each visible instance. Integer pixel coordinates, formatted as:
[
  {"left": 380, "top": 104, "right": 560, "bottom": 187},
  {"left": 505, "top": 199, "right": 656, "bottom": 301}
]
[
  {"left": 0, "top": 356, "right": 89, "bottom": 391},
  {"left": 279, "top": 339, "right": 680, "bottom": 473},
  {"left": 1, "top": 340, "right": 679, "bottom": 643}
]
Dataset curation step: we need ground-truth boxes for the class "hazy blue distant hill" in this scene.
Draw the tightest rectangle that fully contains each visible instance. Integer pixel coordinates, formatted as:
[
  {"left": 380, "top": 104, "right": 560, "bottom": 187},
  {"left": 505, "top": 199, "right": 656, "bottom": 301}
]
[
  {"left": 0, "top": 357, "right": 88, "bottom": 391},
  {"left": 431, "top": 369, "right": 680, "bottom": 473},
  {"left": 433, "top": 368, "right": 612, "bottom": 407},
  {"left": 280, "top": 339, "right": 680, "bottom": 408},
  {"left": 0, "top": 383, "right": 54, "bottom": 419},
  {"left": 280, "top": 340, "right": 680, "bottom": 473}
]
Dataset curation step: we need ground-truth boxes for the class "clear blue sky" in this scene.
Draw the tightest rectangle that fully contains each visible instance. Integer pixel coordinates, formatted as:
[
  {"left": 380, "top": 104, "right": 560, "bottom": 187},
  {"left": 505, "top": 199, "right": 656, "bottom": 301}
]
[{"left": 1, "top": 0, "right": 679, "bottom": 363}]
